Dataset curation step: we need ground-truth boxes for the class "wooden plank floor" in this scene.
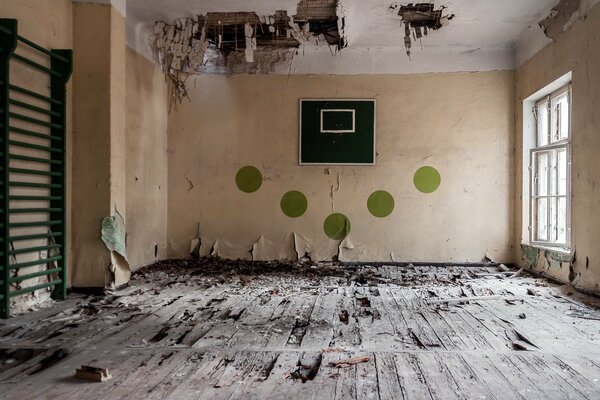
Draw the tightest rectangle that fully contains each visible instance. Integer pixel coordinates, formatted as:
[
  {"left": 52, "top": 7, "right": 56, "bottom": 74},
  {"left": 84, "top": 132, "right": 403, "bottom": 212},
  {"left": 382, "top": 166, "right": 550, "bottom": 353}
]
[{"left": 1, "top": 260, "right": 599, "bottom": 399}]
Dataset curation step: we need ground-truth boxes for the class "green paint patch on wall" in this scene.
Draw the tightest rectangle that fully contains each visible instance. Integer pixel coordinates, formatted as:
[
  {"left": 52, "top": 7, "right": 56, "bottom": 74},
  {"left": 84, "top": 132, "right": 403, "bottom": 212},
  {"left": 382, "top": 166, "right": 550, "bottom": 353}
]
[
  {"left": 235, "top": 166, "right": 262, "bottom": 193},
  {"left": 367, "top": 190, "right": 395, "bottom": 218},
  {"left": 281, "top": 190, "right": 308, "bottom": 218},
  {"left": 414, "top": 166, "right": 441, "bottom": 193},
  {"left": 324, "top": 213, "right": 351, "bottom": 240}
]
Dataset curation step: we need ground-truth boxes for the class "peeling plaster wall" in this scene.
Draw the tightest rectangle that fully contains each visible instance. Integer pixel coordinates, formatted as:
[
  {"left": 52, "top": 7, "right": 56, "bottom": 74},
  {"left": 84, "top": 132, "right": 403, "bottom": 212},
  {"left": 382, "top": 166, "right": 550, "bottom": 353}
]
[
  {"left": 515, "top": 3, "right": 600, "bottom": 293},
  {"left": 125, "top": 47, "right": 168, "bottom": 270},
  {"left": 167, "top": 72, "right": 514, "bottom": 263},
  {"left": 0, "top": 0, "right": 73, "bottom": 311}
]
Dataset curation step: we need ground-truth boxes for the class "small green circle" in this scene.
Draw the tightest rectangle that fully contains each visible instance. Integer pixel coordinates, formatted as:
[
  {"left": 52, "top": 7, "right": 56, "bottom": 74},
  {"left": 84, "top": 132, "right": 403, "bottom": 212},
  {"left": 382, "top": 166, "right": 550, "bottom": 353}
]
[
  {"left": 323, "top": 213, "right": 351, "bottom": 240},
  {"left": 281, "top": 191, "right": 308, "bottom": 218},
  {"left": 413, "top": 166, "right": 441, "bottom": 193},
  {"left": 235, "top": 166, "right": 262, "bottom": 193},
  {"left": 367, "top": 190, "right": 395, "bottom": 217}
]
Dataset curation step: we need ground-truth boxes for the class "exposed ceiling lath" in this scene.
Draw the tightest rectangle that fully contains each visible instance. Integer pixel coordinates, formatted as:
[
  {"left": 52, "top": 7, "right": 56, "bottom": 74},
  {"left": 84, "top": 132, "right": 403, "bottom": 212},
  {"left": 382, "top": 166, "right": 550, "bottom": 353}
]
[
  {"left": 388, "top": 2, "right": 454, "bottom": 57},
  {"left": 152, "top": 0, "right": 347, "bottom": 109}
]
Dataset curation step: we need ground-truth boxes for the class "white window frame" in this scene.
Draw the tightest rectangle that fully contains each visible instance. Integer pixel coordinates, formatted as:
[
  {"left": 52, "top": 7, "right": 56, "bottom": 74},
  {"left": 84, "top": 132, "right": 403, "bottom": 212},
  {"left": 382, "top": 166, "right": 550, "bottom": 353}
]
[{"left": 529, "top": 84, "right": 571, "bottom": 249}]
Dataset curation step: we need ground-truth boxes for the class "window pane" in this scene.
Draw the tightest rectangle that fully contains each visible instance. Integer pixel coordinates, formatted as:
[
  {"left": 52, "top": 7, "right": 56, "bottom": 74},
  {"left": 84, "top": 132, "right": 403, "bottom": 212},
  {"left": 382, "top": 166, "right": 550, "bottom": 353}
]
[
  {"left": 535, "top": 198, "right": 548, "bottom": 241},
  {"left": 557, "top": 197, "right": 567, "bottom": 244},
  {"left": 549, "top": 197, "right": 558, "bottom": 242},
  {"left": 537, "top": 101, "right": 549, "bottom": 146},
  {"left": 558, "top": 148, "right": 567, "bottom": 195},
  {"left": 549, "top": 149, "right": 558, "bottom": 196},
  {"left": 535, "top": 152, "right": 549, "bottom": 196},
  {"left": 551, "top": 92, "right": 569, "bottom": 142}
]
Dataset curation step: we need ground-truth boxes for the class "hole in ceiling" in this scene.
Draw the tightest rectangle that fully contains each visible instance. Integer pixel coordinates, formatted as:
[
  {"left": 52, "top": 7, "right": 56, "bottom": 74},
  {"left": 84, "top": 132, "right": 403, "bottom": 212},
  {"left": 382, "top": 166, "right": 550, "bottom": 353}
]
[{"left": 388, "top": 2, "right": 455, "bottom": 57}]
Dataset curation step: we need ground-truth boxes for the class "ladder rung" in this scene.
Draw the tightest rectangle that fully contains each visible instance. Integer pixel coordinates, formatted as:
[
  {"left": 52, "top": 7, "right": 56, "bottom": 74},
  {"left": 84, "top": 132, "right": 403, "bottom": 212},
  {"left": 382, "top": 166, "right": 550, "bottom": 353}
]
[
  {"left": 9, "top": 220, "right": 63, "bottom": 228},
  {"left": 8, "top": 85, "right": 62, "bottom": 106},
  {"left": 9, "top": 195, "right": 62, "bottom": 201},
  {"left": 9, "top": 244, "right": 62, "bottom": 256},
  {"left": 8, "top": 279, "right": 62, "bottom": 297},
  {"left": 17, "top": 35, "right": 70, "bottom": 63},
  {"left": 9, "top": 168, "right": 62, "bottom": 177},
  {"left": 9, "top": 256, "right": 62, "bottom": 270},
  {"left": 9, "top": 268, "right": 62, "bottom": 284},
  {"left": 8, "top": 126, "right": 63, "bottom": 141},
  {"left": 8, "top": 140, "right": 63, "bottom": 153},
  {"left": 10, "top": 232, "right": 63, "bottom": 241},
  {"left": 9, "top": 208, "right": 62, "bottom": 214},
  {"left": 9, "top": 182, "right": 63, "bottom": 189},
  {"left": 9, "top": 99, "right": 60, "bottom": 117},
  {"left": 9, "top": 112, "right": 63, "bottom": 129},
  {"left": 12, "top": 54, "right": 63, "bottom": 78},
  {"left": 9, "top": 154, "right": 63, "bottom": 165}
]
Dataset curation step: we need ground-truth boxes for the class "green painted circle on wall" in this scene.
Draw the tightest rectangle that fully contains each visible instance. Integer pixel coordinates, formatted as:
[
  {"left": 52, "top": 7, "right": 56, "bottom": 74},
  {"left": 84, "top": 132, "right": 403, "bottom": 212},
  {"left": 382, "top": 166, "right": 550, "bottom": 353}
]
[
  {"left": 281, "top": 191, "right": 308, "bottom": 218},
  {"left": 413, "top": 166, "right": 441, "bottom": 193},
  {"left": 323, "top": 213, "right": 351, "bottom": 240},
  {"left": 235, "top": 166, "right": 263, "bottom": 193},
  {"left": 367, "top": 190, "right": 395, "bottom": 218}
]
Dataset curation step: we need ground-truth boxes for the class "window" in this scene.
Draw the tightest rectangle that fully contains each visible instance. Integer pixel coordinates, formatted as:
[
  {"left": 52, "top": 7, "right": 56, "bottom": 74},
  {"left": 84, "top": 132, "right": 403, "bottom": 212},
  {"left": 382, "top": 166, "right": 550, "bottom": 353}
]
[{"left": 530, "top": 85, "right": 571, "bottom": 248}]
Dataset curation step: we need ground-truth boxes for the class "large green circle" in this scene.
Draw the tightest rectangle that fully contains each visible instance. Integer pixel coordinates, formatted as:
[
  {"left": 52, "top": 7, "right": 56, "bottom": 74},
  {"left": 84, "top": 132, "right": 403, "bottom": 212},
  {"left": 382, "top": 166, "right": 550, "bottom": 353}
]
[
  {"left": 323, "top": 213, "right": 351, "bottom": 240},
  {"left": 367, "top": 190, "right": 395, "bottom": 218},
  {"left": 235, "top": 166, "right": 262, "bottom": 193},
  {"left": 281, "top": 191, "right": 308, "bottom": 218},
  {"left": 413, "top": 166, "right": 441, "bottom": 193}
]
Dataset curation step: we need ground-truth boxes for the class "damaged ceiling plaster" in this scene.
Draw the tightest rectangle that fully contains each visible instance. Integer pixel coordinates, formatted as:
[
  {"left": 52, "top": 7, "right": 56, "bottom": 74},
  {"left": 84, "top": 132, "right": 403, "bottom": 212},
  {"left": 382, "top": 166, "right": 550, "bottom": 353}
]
[
  {"left": 152, "top": 1, "right": 346, "bottom": 104},
  {"left": 388, "top": 2, "right": 454, "bottom": 57},
  {"left": 128, "top": 0, "right": 591, "bottom": 75}
]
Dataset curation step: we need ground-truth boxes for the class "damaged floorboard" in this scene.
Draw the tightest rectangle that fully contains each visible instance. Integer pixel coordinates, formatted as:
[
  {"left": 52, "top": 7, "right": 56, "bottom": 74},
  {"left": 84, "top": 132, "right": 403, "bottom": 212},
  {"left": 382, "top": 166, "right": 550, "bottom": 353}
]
[{"left": 1, "top": 260, "right": 599, "bottom": 399}]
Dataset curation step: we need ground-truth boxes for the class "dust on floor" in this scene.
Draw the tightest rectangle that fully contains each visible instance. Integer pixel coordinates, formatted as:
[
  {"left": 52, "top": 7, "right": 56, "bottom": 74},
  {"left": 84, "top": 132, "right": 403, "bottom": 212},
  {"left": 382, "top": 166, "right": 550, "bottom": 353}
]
[{"left": 1, "top": 259, "right": 600, "bottom": 399}]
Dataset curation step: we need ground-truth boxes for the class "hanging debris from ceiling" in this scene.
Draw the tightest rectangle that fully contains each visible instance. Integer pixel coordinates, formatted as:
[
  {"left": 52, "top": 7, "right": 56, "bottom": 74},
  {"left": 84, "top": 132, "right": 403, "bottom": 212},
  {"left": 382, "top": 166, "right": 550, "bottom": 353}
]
[
  {"left": 388, "top": 2, "right": 454, "bottom": 57},
  {"left": 152, "top": 0, "right": 347, "bottom": 109},
  {"left": 294, "top": 0, "right": 347, "bottom": 47}
]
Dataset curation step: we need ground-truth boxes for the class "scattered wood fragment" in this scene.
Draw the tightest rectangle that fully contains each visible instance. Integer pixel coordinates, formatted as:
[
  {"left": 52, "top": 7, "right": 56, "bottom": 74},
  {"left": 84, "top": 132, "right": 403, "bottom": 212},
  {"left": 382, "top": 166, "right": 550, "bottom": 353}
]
[
  {"left": 510, "top": 268, "right": 524, "bottom": 278},
  {"left": 498, "top": 264, "right": 510, "bottom": 272},
  {"left": 426, "top": 295, "right": 509, "bottom": 304},
  {"left": 322, "top": 347, "right": 345, "bottom": 353},
  {"left": 527, "top": 288, "right": 540, "bottom": 296},
  {"left": 328, "top": 356, "right": 370, "bottom": 368},
  {"left": 290, "top": 353, "right": 322, "bottom": 382},
  {"left": 74, "top": 365, "right": 112, "bottom": 382},
  {"left": 512, "top": 341, "right": 537, "bottom": 351}
]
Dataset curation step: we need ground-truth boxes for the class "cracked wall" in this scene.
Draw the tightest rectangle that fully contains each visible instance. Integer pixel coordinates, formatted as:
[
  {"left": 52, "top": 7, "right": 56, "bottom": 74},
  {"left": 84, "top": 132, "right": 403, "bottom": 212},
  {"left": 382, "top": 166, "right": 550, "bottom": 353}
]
[{"left": 167, "top": 72, "right": 514, "bottom": 264}]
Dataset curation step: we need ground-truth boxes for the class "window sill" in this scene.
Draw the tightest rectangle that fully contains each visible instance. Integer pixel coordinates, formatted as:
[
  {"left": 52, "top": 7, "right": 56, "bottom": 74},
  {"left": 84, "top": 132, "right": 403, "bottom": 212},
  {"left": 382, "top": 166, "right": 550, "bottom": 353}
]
[{"left": 522, "top": 243, "right": 571, "bottom": 255}]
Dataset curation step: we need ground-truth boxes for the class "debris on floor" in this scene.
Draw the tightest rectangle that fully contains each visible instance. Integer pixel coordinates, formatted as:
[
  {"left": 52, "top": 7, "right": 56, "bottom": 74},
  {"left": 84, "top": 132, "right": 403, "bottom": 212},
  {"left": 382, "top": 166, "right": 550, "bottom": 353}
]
[
  {"left": 74, "top": 365, "right": 112, "bottom": 382},
  {"left": 0, "top": 258, "right": 599, "bottom": 398}
]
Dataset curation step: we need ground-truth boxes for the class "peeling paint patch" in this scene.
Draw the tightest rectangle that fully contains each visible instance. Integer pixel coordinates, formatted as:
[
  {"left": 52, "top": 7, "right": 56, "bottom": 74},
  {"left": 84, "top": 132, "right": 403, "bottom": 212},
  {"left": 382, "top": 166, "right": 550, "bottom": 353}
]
[
  {"left": 252, "top": 234, "right": 297, "bottom": 261},
  {"left": 211, "top": 239, "right": 253, "bottom": 260},
  {"left": 539, "top": 0, "right": 582, "bottom": 41},
  {"left": 293, "top": 232, "right": 313, "bottom": 260},
  {"left": 101, "top": 211, "right": 131, "bottom": 287}
]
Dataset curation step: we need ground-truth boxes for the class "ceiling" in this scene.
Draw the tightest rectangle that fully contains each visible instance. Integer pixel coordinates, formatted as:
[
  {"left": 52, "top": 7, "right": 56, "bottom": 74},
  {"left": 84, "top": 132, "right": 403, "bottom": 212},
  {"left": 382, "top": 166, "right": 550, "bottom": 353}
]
[{"left": 124, "top": 0, "right": 561, "bottom": 74}]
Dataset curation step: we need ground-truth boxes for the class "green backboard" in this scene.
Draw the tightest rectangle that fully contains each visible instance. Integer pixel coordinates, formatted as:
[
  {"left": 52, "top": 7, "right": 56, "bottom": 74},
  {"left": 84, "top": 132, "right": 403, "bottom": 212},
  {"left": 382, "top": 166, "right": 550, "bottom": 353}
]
[{"left": 299, "top": 99, "right": 376, "bottom": 165}]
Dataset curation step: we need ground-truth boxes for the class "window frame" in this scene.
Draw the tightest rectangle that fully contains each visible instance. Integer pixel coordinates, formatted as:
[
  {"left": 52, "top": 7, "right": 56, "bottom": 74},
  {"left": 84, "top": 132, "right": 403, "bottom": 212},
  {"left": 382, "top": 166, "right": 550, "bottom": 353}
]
[{"left": 529, "top": 84, "right": 571, "bottom": 249}]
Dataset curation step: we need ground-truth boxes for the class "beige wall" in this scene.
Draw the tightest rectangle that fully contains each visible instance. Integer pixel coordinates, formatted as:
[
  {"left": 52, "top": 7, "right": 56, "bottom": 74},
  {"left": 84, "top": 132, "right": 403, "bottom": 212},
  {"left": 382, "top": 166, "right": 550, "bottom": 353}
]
[
  {"left": 515, "top": 4, "right": 600, "bottom": 293},
  {"left": 71, "top": 3, "right": 113, "bottom": 287},
  {"left": 167, "top": 72, "right": 515, "bottom": 263},
  {"left": 0, "top": 0, "right": 73, "bottom": 310},
  {"left": 125, "top": 47, "right": 168, "bottom": 270},
  {"left": 72, "top": 3, "right": 131, "bottom": 287}
]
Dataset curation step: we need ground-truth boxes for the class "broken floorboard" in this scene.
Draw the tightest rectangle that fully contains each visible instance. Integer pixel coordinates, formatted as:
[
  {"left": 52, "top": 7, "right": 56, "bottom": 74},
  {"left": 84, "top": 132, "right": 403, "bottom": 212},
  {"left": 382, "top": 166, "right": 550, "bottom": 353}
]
[{"left": 0, "top": 259, "right": 599, "bottom": 399}]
